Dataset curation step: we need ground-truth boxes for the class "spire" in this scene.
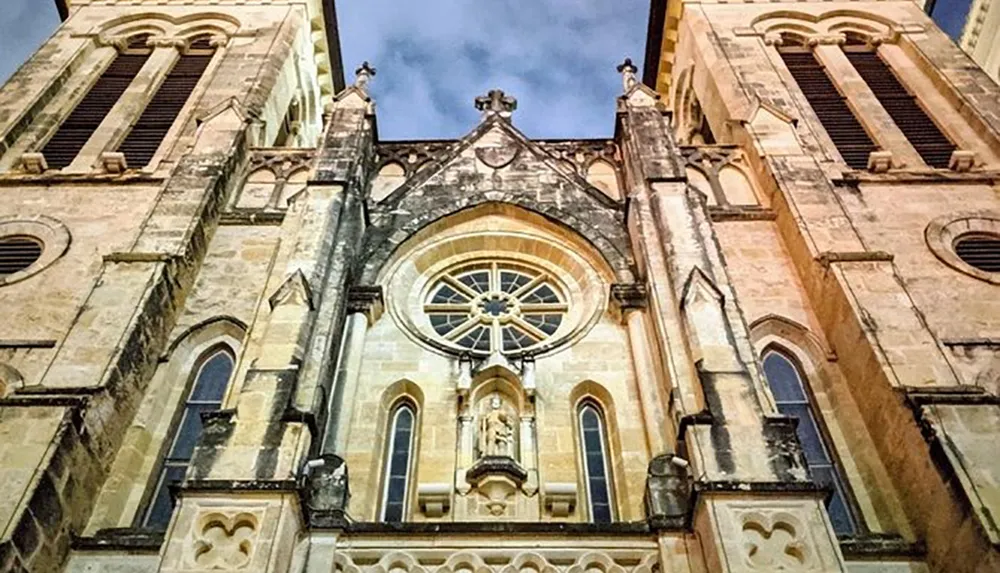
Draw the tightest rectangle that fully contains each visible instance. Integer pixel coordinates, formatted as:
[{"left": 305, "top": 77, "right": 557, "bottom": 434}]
[
  {"left": 474, "top": 89, "right": 517, "bottom": 119},
  {"left": 353, "top": 61, "right": 376, "bottom": 93},
  {"left": 617, "top": 57, "right": 639, "bottom": 93}
]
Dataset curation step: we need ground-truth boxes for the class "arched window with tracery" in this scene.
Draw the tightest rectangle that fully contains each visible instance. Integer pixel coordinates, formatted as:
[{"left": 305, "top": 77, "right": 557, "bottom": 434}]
[
  {"left": 142, "top": 346, "right": 234, "bottom": 529},
  {"left": 578, "top": 402, "right": 614, "bottom": 523},
  {"left": 762, "top": 349, "right": 856, "bottom": 535},
  {"left": 381, "top": 401, "right": 416, "bottom": 522}
]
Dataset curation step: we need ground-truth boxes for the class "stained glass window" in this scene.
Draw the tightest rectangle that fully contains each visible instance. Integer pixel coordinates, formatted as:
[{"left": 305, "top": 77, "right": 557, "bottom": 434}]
[
  {"left": 762, "top": 351, "right": 856, "bottom": 535},
  {"left": 382, "top": 403, "right": 415, "bottom": 522},
  {"left": 579, "top": 403, "right": 614, "bottom": 523},
  {"left": 143, "top": 347, "right": 234, "bottom": 529},
  {"left": 424, "top": 263, "right": 567, "bottom": 355}
]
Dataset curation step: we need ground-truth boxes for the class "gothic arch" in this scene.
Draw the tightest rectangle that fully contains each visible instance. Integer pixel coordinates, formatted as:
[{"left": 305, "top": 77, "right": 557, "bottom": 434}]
[
  {"left": 751, "top": 9, "right": 894, "bottom": 42},
  {"left": 360, "top": 201, "right": 632, "bottom": 285},
  {"left": 92, "top": 11, "right": 240, "bottom": 41}
]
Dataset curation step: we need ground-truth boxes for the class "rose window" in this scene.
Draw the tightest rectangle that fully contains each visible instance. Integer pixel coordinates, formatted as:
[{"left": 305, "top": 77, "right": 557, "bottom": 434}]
[{"left": 425, "top": 263, "right": 568, "bottom": 354}]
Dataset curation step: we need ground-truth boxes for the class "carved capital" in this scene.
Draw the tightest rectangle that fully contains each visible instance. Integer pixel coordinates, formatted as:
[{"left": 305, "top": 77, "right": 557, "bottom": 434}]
[
  {"left": 610, "top": 283, "right": 647, "bottom": 313},
  {"left": 99, "top": 151, "right": 128, "bottom": 174},
  {"left": 20, "top": 152, "right": 48, "bottom": 174},
  {"left": 763, "top": 32, "right": 784, "bottom": 47},
  {"left": 96, "top": 35, "right": 130, "bottom": 52},
  {"left": 148, "top": 36, "right": 187, "bottom": 49},
  {"left": 346, "top": 285, "right": 384, "bottom": 324},
  {"left": 806, "top": 33, "right": 846, "bottom": 47}
]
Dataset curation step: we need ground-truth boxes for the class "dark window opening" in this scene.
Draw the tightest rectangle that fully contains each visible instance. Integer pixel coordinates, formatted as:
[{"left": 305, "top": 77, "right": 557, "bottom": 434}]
[
  {"left": 40, "top": 34, "right": 152, "bottom": 169},
  {"left": 142, "top": 347, "right": 233, "bottom": 529},
  {"left": 116, "top": 35, "right": 215, "bottom": 168},
  {"left": 382, "top": 403, "right": 415, "bottom": 523},
  {"left": 762, "top": 351, "right": 857, "bottom": 535},
  {"left": 579, "top": 403, "right": 614, "bottom": 523},
  {"left": 0, "top": 236, "right": 43, "bottom": 278},
  {"left": 954, "top": 234, "right": 1000, "bottom": 273},
  {"left": 778, "top": 45, "right": 876, "bottom": 170},
  {"left": 842, "top": 47, "right": 955, "bottom": 169}
]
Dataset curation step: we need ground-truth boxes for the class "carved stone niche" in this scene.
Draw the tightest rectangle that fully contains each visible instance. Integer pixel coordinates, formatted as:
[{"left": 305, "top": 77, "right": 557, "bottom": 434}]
[{"left": 454, "top": 366, "right": 539, "bottom": 520}]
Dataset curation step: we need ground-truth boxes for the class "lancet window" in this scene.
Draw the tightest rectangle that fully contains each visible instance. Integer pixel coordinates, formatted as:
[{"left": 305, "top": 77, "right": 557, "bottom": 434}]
[
  {"left": 40, "top": 34, "right": 153, "bottom": 169},
  {"left": 578, "top": 402, "right": 614, "bottom": 524},
  {"left": 762, "top": 350, "right": 856, "bottom": 535},
  {"left": 425, "top": 262, "right": 567, "bottom": 355},
  {"left": 142, "top": 346, "right": 234, "bottom": 529},
  {"left": 116, "top": 35, "right": 216, "bottom": 167},
  {"left": 381, "top": 402, "right": 416, "bottom": 523}
]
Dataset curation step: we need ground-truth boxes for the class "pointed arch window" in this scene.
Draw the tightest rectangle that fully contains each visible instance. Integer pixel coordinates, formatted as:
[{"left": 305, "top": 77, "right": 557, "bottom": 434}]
[
  {"left": 762, "top": 350, "right": 856, "bottom": 535},
  {"left": 578, "top": 402, "right": 614, "bottom": 523},
  {"left": 40, "top": 34, "right": 153, "bottom": 169},
  {"left": 116, "top": 35, "right": 216, "bottom": 168},
  {"left": 142, "top": 346, "right": 234, "bottom": 529},
  {"left": 381, "top": 402, "right": 416, "bottom": 523}
]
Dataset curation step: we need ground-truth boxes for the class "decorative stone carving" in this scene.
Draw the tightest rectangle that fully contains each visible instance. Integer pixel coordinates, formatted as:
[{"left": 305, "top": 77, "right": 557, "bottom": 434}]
[
  {"left": 610, "top": 283, "right": 647, "bottom": 314},
  {"left": 474, "top": 127, "right": 521, "bottom": 169},
  {"left": 866, "top": 150, "right": 893, "bottom": 173},
  {"left": 346, "top": 285, "right": 385, "bottom": 323},
  {"left": 354, "top": 61, "right": 377, "bottom": 93},
  {"left": 99, "top": 151, "right": 128, "bottom": 174},
  {"left": 478, "top": 394, "right": 515, "bottom": 459},
  {"left": 616, "top": 57, "right": 639, "bottom": 93},
  {"left": 20, "top": 152, "right": 47, "bottom": 174},
  {"left": 417, "top": 483, "right": 452, "bottom": 517},
  {"left": 542, "top": 482, "right": 577, "bottom": 518},
  {"left": 474, "top": 89, "right": 517, "bottom": 118},
  {"left": 949, "top": 149, "right": 976, "bottom": 172},
  {"left": 268, "top": 269, "right": 315, "bottom": 310},
  {"left": 740, "top": 513, "right": 809, "bottom": 570},
  {"left": 192, "top": 512, "right": 258, "bottom": 570}
]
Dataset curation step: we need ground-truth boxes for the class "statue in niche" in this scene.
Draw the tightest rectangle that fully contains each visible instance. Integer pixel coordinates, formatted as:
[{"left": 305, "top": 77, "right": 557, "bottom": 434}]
[{"left": 478, "top": 394, "right": 515, "bottom": 459}]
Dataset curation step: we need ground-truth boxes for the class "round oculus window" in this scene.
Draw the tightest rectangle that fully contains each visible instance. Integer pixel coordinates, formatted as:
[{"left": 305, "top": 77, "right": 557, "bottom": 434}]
[
  {"left": 425, "top": 263, "right": 568, "bottom": 354},
  {"left": 0, "top": 235, "right": 43, "bottom": 280}
]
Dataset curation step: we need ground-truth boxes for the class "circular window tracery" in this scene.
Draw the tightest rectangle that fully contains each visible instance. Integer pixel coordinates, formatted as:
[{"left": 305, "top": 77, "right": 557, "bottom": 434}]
[{"left": 425, "top": 263, "right": 568, "bottom": 354}]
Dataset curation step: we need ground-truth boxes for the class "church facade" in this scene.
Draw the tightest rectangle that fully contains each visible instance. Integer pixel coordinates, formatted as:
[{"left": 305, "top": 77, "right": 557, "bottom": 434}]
[{"left": 0, "top": 1, "right": 998, "bottom": 572}]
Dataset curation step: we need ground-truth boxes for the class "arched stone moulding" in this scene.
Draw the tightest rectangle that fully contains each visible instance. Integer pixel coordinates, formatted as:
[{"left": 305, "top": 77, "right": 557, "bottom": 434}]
[
  {"left": 379, "top": 204, "right": 615, "bottom": 359},
  {"left": 91, "top": 11, "right": 241, "bottom": 50},
  {"left": 748, "top": 9, "right": 908, "bottom": 46},
  {"left": 925, "top": 212, "right": 1000, "bottom": 285}
]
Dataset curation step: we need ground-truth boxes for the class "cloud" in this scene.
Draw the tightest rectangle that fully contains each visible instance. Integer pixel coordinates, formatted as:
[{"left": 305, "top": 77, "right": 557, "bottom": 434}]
[
  {"left": 0, "top": 0, "right": 648, "bottom": 140},
  {"left": 337, "top": 0, "right": 647, "bottom": 139},
  {"left": 0, "top": 0, "right": 61, "bottom": 85}
]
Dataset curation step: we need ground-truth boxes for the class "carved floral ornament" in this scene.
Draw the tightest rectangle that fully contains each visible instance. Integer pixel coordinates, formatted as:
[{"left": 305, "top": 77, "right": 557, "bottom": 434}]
[
  {"left": 739, "top": 511, "right": 813, "bottom": 571},
  {"left": 332, "top": 550, "right": 659, "bottom": 573}
]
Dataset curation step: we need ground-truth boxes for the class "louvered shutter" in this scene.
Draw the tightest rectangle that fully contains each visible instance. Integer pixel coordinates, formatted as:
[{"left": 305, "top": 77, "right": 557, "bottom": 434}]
[
  {"left": 41, "top": 39, "right": 150, "bottom": 169},
  {"left": 116, "top": 41, "right": 213, "bottom": 168},
  {"left": 779, "top": 50, "right": 876, "bottom": 170},
  {"left": 844, "top": 50, "right": 955, "bottom": 169}
]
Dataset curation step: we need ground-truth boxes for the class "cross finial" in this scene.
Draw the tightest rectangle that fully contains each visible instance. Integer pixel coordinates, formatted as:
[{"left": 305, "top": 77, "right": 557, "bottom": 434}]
[
  {"left": 617, "top": 57, "right": 638, "bottom": 92},
  {"left": 354, "top": 61, "right": 376, "bottom": 92},
  {"left": 474, "top": 89, "right": 517, "bottom": 118}
]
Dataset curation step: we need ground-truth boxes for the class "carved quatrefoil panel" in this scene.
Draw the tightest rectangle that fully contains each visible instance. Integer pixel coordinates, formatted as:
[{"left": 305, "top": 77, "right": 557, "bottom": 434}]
[
  {"left": 740, "top": 512, "right": 812, "bottom": 571},
  {"left": 192, "top": 512, "right": 259, "bottom": 570}
]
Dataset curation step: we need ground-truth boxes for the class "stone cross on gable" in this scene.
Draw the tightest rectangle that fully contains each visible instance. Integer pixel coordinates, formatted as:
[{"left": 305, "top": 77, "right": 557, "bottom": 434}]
[
  {"left": 474, "top": 89, "right": 517, "bottom": 118},
  {"left": 617, "top": 57, "right": 638, "bottom": 92},
  {"left": 354, "top": 61, "right": 376, "bottom": 93}
]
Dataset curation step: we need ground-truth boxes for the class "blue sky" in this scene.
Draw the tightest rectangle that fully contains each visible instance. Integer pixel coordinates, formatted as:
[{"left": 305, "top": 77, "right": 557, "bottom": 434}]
[{"left": 0, "top": 0, "right": 647, "bottom": 139}]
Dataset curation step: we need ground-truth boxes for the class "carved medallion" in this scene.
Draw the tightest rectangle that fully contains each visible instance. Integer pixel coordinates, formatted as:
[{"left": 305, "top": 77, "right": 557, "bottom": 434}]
[{"left": 474, "top": 129, "right": 521, "bottom": 169}]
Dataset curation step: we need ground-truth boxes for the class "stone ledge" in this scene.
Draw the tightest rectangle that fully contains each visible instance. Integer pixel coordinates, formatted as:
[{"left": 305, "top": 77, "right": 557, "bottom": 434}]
[
  {"left": 839, "top": 534, "right": 926, "bottom": 560},
  {"left": 219, "top": 210, "right": 286, "bottom": 226},
  {"left": 707, "top": 206, "right": 777, "bottom": 222},
  {"left": 816, "top": 251, "right": 894, "bottom": 267},
  {"left": 901, "top": 386, "right": 1000, "bottom": 406},
  {"left": 0, "top": 339, "right": 56, "bottom": 348},
  {"left": 72, "top": 528, "right": 164, "bottom": 553},
  {"left": 833, "top": 171, "right": 1000, "bottom": 185},
  {"left": 179, "top": 479, "right": 300, "bottom": 493},
  {"left": 340, "top": 521, "right": 655, "bottom": 535}
]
